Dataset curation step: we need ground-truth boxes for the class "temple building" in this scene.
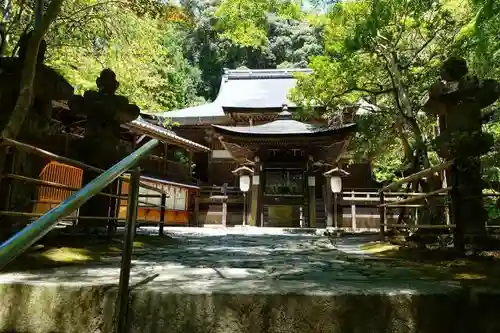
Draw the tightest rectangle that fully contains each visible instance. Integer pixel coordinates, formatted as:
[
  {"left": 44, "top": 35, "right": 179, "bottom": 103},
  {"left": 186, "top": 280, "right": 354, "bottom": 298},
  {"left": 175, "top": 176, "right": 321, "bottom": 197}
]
[{"left": 143, "top": 68, "right": 380, "bottom": 228}]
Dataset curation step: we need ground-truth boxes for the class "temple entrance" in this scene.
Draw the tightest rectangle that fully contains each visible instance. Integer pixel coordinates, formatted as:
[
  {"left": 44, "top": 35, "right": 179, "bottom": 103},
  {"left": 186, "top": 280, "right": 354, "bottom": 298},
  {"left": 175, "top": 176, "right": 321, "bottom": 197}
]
[
  {"left": 262, "top": 167, "right": 306, "bottom": 227},
  {"left": 211, "top": 107, "right": 357, "bottom": 228}
]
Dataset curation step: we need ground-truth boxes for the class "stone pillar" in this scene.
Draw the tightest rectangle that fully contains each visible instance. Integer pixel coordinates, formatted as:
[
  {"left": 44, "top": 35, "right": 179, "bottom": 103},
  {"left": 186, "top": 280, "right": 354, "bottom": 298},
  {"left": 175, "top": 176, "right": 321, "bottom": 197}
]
[
  {"left": 307, "top": 174, "right": 316, "bottom": 228},
  {"left": 424, "top": 57, "right": 500, "bottom": 248},
  {"left": 69, "top": 69, "right": 139, "bottom": 230}
]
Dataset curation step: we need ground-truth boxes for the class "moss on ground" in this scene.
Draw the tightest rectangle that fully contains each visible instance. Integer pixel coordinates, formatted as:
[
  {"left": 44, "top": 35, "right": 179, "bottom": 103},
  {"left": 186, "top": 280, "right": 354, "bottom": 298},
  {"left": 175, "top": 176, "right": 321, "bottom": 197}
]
[
  {"left": 361, "top": 241, "right": 500, "bottom": 287},
  {"left": 3, "top": 234, "right": 178, "bottom": 272}
]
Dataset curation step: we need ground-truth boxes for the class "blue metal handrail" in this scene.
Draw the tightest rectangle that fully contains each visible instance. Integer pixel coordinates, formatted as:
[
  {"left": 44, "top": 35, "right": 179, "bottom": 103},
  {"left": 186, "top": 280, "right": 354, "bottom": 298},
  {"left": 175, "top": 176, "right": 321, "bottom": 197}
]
[{"left": 0, "top": 139, "right": 160, "bottom": 270}]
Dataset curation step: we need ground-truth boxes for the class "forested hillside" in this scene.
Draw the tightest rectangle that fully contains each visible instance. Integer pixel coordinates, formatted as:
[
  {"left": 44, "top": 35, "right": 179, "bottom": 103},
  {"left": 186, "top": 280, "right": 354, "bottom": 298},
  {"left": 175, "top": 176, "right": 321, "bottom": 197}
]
[{"left": 1, "top": 0, "right": 499, "bottom": 184}]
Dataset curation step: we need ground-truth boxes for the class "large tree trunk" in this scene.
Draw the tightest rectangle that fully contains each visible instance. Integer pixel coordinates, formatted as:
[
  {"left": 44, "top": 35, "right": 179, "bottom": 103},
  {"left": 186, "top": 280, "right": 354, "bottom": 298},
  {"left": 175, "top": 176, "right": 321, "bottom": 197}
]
[
  {"left": 1, "top": 0, "right": 63, "bottom": 139},
  {"left": 0, "top": 0, "right": 63, "bottom": 240},
  {"left": 384, "top": 51, "right": 443, "bottom": 226}
]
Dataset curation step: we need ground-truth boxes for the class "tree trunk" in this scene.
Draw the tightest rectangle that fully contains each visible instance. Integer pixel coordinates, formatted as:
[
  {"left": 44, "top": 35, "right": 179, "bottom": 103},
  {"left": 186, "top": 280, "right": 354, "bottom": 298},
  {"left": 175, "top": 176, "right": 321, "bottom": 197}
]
[
  {"left": 1, "top": 0, "right": 63, "bottom": 139},
  {"left": 0, "top": 0, "right": 63, "bottom": 240},
  {"left": 384, "top": 51, "right": 443, "bottom": 226}
]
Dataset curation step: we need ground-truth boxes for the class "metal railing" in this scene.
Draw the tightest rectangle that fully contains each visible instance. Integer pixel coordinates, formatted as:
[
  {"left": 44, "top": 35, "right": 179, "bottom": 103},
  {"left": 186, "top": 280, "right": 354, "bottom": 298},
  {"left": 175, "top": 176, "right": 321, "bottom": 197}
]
[{"left": 0, "top": 138, "right": 160, "bottom": 269}]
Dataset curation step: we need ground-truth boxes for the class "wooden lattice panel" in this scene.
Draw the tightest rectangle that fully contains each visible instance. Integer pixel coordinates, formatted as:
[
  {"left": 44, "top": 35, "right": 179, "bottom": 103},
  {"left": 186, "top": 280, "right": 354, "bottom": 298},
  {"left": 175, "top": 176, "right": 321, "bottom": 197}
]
[{"left": 33, "top": 161, "right": 83, "bottom": 217}]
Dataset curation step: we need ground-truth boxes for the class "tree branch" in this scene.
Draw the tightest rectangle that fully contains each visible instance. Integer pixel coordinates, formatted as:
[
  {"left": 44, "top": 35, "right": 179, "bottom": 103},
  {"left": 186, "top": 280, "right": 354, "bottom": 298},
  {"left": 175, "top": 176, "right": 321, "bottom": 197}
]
[
  {"left": 331, "top": 86, "right": 393, "bottom": 100},
  {"left": 401, "top": 33, "right": 438, "bottom": 69}
]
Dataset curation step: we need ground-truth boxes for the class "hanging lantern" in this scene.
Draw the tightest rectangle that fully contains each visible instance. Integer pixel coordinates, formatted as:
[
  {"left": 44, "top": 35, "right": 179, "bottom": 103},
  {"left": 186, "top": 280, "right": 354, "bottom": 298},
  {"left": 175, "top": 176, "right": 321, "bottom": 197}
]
[
  {"left": 239, "top": 175, "right": 251, "bottom": 192},
  {"left": 330, "top": 176, "right": 342, "bottom": 193}
]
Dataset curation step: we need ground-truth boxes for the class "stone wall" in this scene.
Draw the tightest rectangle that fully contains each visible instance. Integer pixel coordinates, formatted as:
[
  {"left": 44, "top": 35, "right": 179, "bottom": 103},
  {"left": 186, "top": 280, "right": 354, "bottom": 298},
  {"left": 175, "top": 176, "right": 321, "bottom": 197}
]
[
  {"left": 0, "top": 284, "right": 116, "bottom": 333},
  {"left": 1, "top": 283, "right": 500, "bottom": 333}
]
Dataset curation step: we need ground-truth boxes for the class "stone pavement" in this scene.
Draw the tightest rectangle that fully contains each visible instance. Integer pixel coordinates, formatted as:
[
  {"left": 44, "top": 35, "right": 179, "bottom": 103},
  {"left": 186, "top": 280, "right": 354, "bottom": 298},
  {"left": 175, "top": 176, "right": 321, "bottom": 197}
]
[{"left": 0, "top": 227, "right": 498, "bottom": 333}]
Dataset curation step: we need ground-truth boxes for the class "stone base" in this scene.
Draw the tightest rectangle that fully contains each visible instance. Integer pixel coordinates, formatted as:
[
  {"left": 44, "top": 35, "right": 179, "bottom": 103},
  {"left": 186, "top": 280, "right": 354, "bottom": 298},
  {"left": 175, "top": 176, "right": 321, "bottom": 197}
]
[
  {"left": 1, "top": 230, "right": 500, "bottom": 333},
  {"left": 0, "top": 281, "right": 499, "bottom": 333}
]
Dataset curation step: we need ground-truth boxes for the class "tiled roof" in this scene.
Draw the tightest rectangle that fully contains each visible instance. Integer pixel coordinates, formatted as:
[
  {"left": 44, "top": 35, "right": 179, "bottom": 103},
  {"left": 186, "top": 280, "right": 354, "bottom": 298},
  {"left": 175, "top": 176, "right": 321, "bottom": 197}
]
[
  {"left": 150, "top": 68, "right": 312, "bottom": 125},
  {"left": 124, "top": 117, "right": 210, "bottom": 152}
]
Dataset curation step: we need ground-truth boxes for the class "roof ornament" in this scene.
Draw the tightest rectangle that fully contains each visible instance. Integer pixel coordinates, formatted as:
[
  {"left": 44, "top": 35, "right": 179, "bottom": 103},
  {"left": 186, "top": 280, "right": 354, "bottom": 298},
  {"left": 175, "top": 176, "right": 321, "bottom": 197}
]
[{"left": 277, "top": 104, "right": 292, "bottom": 120}]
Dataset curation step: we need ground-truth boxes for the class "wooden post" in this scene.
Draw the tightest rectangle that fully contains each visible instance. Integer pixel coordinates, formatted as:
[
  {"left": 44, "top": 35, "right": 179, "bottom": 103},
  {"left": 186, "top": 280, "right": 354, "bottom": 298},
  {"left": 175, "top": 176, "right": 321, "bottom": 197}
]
[
  {"left": 194, "top": 193, "right": 200, "bottom": 227},
  {"left": 351, "top": 190, "right": 356, "bottom": 231},
  {"left": 159, "top": 193, "right": 166, "bottom": 236},
  {"left": 108, "top": 178, "right": 122, "bottom": 241},
  {"left": 333, "top": 193, "right": 338, "bottom": 228},
  {"left": 188, "top": 150, "right": 193, "bottom": 182},
  {"left": 222, "top": 197, "right": 227, "bottom": 227},
  {"left": 379, "top": 191, "right": 386, "bottom": 239},
  {"left": 442, "top": 169, "right": 451, "bottom": 225},
  {"left": 326, "top": 178, "right": 333, "bottom": 229},
  {"left": 163, "top": 144, "right": 168, "bottom": 176},
  {"left": 249, "top": 161, "right": 262, "bottom": 227},
  {"left": 450, "top": 162, "right": 464, "bottom": 253},
  {"left": 308, "top": 175, "right": 316, "bottom": 228}
]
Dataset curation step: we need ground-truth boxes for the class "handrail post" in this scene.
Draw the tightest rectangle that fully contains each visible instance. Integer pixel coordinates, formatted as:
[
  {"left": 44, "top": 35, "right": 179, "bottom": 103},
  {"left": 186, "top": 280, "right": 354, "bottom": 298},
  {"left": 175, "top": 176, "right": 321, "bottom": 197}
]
[
  {"left": 159, "top": 193, "right": 166, "bottom": 236},
  {"left": 116, "top": 167, "right": 140, "bottom": 333}
]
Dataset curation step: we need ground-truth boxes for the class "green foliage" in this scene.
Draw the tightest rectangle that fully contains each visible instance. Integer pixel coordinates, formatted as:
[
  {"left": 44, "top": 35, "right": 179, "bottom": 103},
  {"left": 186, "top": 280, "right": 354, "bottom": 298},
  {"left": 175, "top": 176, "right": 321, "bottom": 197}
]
[
  {"left": 290, "top": 0, "right": 490, "bottom": 180},
  {"left": 46, "top": 1, "right": 204, "bottom": 112},
  {"left": 2, "top": 0, "right": 499, "bottom": 187},
  {"left": 2, "top": 0, "right": 204, "bottom": 112},
  {"left": 214, "top": 0, "right": 303, "bottom": 47},
  {"left": 185, "top": 1, "right": 323, "bottom": 100}
]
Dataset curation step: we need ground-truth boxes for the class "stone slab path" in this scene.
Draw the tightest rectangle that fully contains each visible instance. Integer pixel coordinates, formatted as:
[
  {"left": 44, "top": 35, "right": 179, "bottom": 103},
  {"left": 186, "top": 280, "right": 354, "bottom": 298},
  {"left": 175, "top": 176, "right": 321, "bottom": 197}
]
[
  {"left": 0, "top": 227, "right": 458, "bottom": 294},
  {"left": 2, "top": 227, "right": 499, "bottom": 333}
]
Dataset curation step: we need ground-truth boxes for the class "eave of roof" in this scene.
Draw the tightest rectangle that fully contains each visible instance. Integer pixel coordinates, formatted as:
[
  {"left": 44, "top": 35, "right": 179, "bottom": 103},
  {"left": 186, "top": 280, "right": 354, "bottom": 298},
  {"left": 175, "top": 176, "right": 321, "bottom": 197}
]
[
  {"left": 51, "top": 100, "right": 210, "bottom": 152},
  {"left": 212, "top": 121, "right": 356, "bottom": 138},
  {"left": 124, "top": 118, "right": 210, "bottom": 153},
  {"left": 145, "top": 103, "right": 229, "bottom": 126}
]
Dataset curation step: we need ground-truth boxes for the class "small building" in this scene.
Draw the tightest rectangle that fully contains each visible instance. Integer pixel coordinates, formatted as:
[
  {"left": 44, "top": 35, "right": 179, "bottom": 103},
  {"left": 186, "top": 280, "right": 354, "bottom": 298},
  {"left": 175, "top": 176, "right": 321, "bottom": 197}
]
[{"left": 143, "top": 68, "right": 381, "bottom": 228}]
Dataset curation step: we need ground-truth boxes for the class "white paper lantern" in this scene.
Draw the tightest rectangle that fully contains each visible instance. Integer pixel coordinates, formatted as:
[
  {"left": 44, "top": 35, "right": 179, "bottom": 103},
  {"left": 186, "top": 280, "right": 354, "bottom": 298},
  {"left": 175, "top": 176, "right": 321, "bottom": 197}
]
[
  {"left": 330, "top": 176, "right": 342, "bottom": 193},
  {"left": 239, "top": 175, "right": 251, "bottom": 192},
  {"left": 307, "top": 176, "right": 316, "bottom": 187}
]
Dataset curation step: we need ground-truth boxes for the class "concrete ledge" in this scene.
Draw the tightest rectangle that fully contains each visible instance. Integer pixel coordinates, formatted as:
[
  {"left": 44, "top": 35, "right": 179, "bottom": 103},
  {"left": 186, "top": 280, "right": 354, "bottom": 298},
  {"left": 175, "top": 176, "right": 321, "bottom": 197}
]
[
  {"left": 0, "top": 281, "right": 499, "bottom": 333},
  {"left": 0, "top": 283, "right": 117, "bottom": 333},
  {"left": 2, "top": 230, "right": 500, "bottom": 333}
]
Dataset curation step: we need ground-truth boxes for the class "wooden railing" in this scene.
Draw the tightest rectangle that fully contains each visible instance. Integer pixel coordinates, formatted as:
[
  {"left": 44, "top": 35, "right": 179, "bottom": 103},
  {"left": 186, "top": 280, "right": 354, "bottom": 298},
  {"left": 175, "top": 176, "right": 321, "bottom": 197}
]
[
  {"left": 377, "top": 160, "right": 454, "bottom": 237},
  {"left": 0, "top": 138, "right": 199, "bottom": 237}
]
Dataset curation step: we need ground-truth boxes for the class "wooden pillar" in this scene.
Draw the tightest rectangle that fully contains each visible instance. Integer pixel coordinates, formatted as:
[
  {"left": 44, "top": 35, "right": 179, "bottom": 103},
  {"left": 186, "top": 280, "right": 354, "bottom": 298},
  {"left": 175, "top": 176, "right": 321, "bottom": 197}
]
[
  {"left": 379, "top": 191, "right": 386, "bottom": 239},
  {"left": 249, "top": 160, "right": 262, "bottom": 227},
  {"left": 308, "top": 174, "right": 316, "bottom": 228},
  {"left": 336, "top": 194, "right": 343, "bottom": 229},
  {"left": 325, "top": 178, "right": 333, "bottom": 229},
  {"left": 194, "top": 193, "right": 200, "bottom": 227},
  {"left": 208, "top": 150, "right": 213, "bottom": 185},
  {"left": 222, "top": 197, "right": 227, "bottom": 227},
  {"left": 159, "top": 193, "right": 166, "bottom": 236},
  {"left": 163, "top": 144, "right": 168, "bottom": 176},
  {"left": 351, "top": 191, "right": 357, "bottom": 231},
  {"left": 187, "top": 150, "right": 193, "bottom": 182}
]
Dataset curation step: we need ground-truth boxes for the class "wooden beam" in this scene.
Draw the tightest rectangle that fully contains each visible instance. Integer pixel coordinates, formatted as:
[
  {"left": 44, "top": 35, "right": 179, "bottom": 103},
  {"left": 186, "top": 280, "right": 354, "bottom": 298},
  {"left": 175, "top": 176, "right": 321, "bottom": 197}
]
[
  {"left": 381, "top": 224, "right": 456, "bottom": 229},
  {"left": 379, "top": 160, "right": 454, "bottom": 193},
  {"left": 382, "top": 186, "right": 452, "bottom": 207}
]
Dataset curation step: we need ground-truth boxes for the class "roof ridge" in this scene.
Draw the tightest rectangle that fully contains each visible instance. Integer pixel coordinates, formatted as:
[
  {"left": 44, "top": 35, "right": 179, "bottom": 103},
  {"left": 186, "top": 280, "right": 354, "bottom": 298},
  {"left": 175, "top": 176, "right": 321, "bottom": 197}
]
[{"left": 223, "top": 68, "right": 312, "bottom": 80}]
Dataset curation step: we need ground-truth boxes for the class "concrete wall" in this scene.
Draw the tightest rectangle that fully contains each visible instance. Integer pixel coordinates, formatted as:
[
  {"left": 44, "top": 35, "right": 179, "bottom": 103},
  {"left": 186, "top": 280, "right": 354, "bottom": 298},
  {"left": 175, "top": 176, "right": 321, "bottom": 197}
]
[{"left": 1, "top": 283, "right": 500, "bottom": 333}]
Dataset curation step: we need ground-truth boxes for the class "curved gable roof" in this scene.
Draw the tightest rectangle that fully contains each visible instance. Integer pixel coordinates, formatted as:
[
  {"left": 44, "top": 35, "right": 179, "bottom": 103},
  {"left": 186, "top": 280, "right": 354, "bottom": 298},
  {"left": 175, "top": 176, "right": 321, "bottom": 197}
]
[{"left": 148, "top": 68, "right": 312, "bottom": 125}]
